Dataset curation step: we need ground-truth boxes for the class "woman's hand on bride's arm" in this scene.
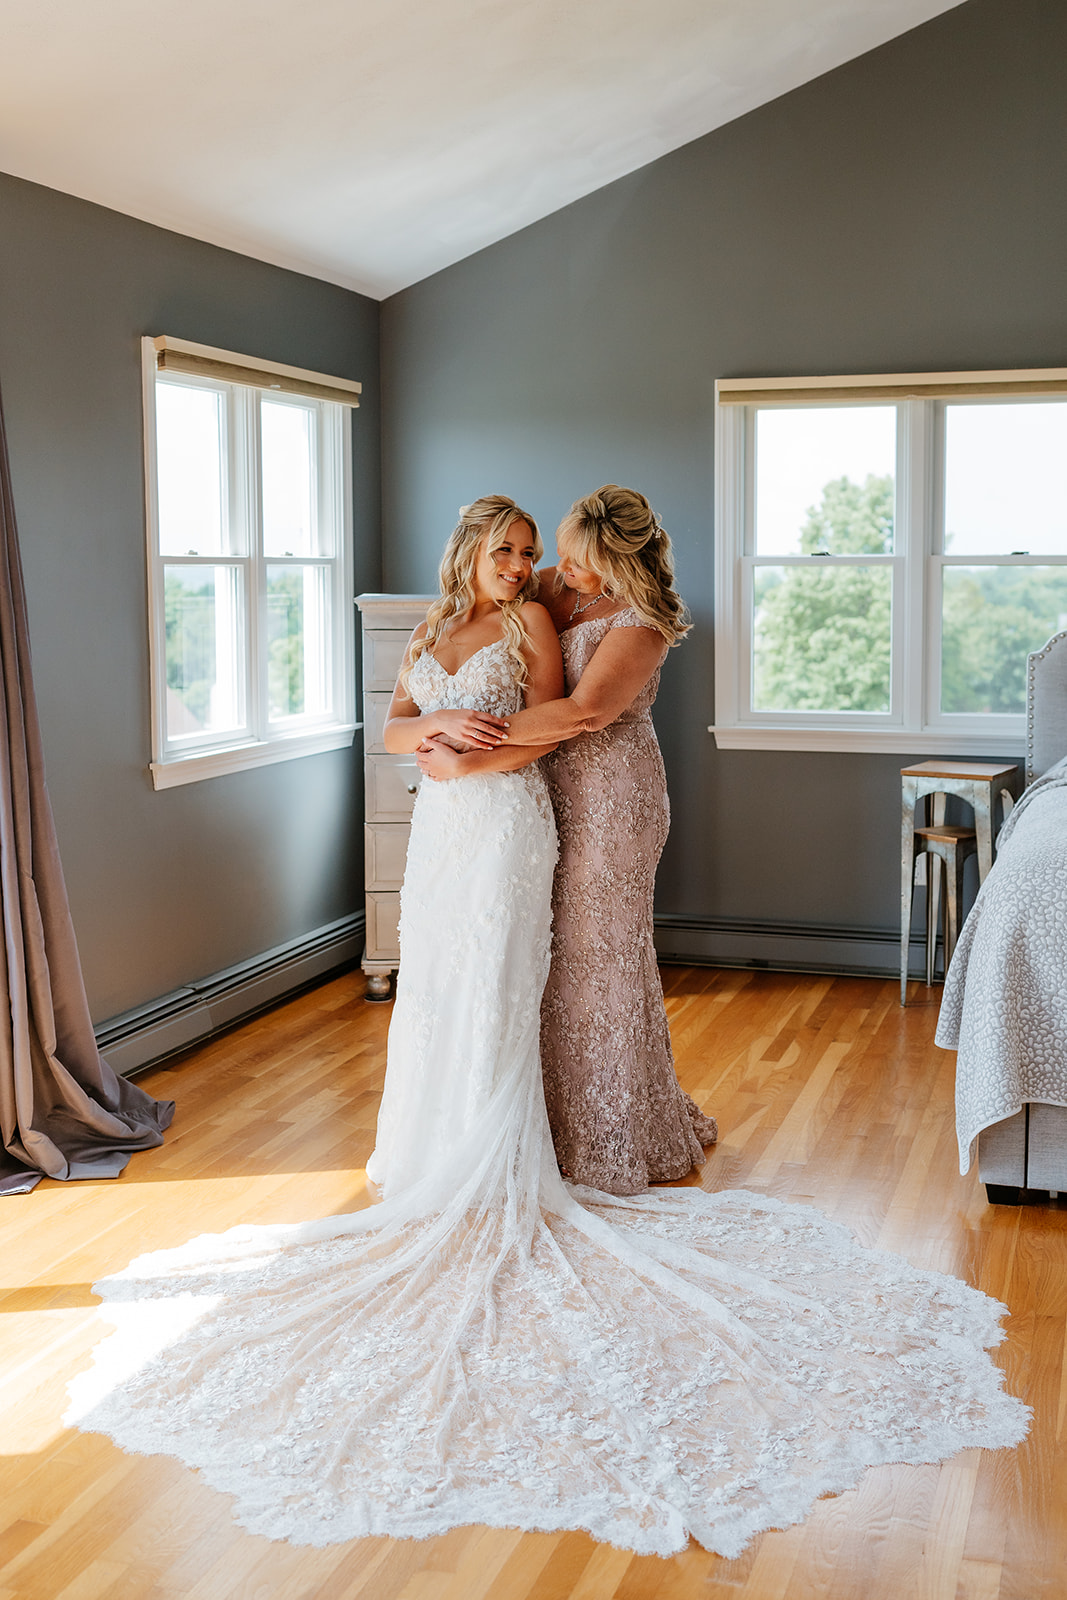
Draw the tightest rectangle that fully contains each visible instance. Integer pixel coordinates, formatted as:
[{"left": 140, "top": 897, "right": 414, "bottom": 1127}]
[
  {"left": 501, "top": 625, "right": 665, "bottom": 744},
  {"left": 387, "top": 708, "right": 505, "bottom": 753},
  {"left": 430, "top": 707, "right": 509, "bottom": 748}
]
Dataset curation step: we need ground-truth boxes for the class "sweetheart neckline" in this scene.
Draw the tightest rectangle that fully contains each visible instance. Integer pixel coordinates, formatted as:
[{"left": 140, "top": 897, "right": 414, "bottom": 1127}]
[{"left": 424, "top": 638, "right": 508, "bottom": 679}]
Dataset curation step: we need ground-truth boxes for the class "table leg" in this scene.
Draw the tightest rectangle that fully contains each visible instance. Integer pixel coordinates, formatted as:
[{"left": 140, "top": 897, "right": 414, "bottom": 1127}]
[
  {"left": 925, "top": 851, "right": 940, "bottom": 986},
  {"left": 927, "top": 793, "right": 946, "bottom": 947},
  {"left": 972, "top": 784, "right": 995, "bottom": 881},
  {"left": 944, "top": 844, "right": 962, "bottom": 971},
  {"left": 901, "top": 778, "right": 918, "bottom": 1005}
]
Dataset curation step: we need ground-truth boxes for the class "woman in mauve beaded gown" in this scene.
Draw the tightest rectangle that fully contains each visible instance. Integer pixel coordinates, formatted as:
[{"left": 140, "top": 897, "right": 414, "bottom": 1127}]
[{"left": 476, "top": 485, "right": 718, "bottom": 1194}]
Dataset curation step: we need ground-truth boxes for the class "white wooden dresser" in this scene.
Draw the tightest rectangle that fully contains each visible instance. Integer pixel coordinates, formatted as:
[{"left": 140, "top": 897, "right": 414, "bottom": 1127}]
[{"left": 356, "top": 593, "right": 433, "bottom": 998}]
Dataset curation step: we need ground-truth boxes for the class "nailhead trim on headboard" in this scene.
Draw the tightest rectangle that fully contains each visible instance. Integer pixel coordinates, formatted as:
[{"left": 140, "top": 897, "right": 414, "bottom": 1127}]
[{"left": 1027, "top": 629, "right": 1067, "bottom": 785}]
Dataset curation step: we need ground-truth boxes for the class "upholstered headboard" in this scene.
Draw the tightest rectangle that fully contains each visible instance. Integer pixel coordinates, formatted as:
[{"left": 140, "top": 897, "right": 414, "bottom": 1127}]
[{"left": 1027, "top": 630, "right": 1067, "bottom": 783}]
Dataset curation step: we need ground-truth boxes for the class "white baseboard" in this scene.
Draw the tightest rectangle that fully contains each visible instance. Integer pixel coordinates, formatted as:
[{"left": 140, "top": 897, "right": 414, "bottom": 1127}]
[{"left": 96, "top": 913, "right": 365, "bottom": 1077}]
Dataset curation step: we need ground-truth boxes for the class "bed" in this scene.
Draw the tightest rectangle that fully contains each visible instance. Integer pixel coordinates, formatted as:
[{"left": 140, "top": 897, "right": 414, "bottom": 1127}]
[{"left": 936, "top": 630, "right": 1067, "bottom": 1203}]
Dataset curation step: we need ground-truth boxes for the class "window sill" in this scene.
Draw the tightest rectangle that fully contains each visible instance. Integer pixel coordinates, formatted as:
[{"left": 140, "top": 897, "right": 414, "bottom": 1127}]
[
  {"left": 150, "top": 725, "right": 360, "bottom": 789},
  {"left": 709, "top": 725, "right": 1025, "bottom": 757}
]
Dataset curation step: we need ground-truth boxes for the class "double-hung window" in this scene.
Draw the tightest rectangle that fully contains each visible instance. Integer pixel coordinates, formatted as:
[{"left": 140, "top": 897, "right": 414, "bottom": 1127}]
[
  {"left": 713, "top": 368, "right": 1067, "bottom": 754},
  {"left": 143, "top": 336, "right": 360, "bottom": 787}
]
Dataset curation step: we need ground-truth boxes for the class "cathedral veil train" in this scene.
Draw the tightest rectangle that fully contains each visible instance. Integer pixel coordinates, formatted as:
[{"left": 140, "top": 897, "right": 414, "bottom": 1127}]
[{"left": 66, "top": 506, "right": 1028, "bottom": 1560}]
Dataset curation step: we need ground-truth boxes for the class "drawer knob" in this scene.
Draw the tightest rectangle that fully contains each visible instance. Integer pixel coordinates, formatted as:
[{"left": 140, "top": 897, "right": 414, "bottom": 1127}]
[{"left": 406, "top": 782, "right": 418, "bottom": 794}]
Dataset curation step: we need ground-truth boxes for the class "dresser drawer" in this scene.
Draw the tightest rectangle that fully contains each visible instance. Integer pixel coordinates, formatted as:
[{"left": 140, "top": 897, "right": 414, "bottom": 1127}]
[
  {"left": 362, "top": 630, "right": 412, "bottom": 693},
  {"left": 357, "top": 596, "right": 435, "bottom": 986},
  {"left": 363, "top": 692, "right": 393, "bottom": 754},
  {"left": 365, "top": 892, "right": 401, "bottom": 960},
  {"left": 365, "top": 823, "right": 411, "bottom": 891},
  {"left": 366, "top": 754, "right": 422, "bottom": 821}
]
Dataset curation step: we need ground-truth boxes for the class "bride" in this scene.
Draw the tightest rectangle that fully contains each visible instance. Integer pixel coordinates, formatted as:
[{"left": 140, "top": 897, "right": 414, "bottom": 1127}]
[
  {"left": 368, "top": 494, "right": 562, "bottom": 1197},
  {"left": 67, "top": 496, "right": 1027, "bottom": 1560}
]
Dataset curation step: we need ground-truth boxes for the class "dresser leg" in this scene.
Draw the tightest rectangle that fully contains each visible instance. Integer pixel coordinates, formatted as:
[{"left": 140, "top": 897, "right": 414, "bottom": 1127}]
[{"left": 364, "top": 973, "right": 393, "bottom": 1002}]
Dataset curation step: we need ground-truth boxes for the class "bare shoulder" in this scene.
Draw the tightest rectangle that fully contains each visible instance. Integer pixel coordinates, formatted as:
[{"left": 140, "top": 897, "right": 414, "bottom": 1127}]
[
  {"left": 521, "top": 600, "right": 557, "bottom": 635},
  {"left": 521, "top": 601, "right": 564, "bottom": 661}
]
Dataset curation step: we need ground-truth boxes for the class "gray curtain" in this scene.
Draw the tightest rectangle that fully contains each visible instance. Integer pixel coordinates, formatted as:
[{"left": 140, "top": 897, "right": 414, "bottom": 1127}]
[{"left": 0, "top": 378, "right": 173, "bottom": 1195}]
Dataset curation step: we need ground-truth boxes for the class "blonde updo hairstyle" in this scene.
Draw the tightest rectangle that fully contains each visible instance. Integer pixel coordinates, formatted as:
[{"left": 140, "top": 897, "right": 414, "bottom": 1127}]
[
  {"left": 556, "top": 484, "right": 690, "bottom": 644},
  {"left": 404, "top": 495, "right": 543, "bottom": 690}
]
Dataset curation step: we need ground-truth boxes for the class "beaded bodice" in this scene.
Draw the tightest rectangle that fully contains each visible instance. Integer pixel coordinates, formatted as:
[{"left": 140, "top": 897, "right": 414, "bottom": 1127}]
[{"left": 408, "top": 639, "right": 523, "bottom": 719}]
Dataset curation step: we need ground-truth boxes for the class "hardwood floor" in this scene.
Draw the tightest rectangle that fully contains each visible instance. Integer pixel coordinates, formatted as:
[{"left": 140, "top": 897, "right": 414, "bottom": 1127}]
[{"left": 1, "top": 967, "right": 1063, "bottom": 1600}]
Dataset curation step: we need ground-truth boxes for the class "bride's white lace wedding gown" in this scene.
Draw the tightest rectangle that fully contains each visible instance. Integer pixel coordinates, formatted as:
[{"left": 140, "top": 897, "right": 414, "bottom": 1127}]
[{"left": 66, "top": 642, "right": 1028, "bottom": 1559}]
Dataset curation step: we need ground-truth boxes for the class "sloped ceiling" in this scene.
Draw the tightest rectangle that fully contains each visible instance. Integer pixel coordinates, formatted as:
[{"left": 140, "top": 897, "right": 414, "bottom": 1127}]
[{"left": 0, "top": 0, "right": 966, "bottom": 298}]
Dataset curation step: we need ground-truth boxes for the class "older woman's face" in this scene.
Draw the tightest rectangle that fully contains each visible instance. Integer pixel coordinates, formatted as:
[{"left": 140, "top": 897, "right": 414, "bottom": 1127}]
[{"left": 555, "top": 540, "right": 600, "bottom": 595}]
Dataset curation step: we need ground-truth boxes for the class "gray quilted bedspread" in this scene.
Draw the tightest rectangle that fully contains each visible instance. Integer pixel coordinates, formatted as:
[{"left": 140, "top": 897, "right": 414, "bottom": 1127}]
[{"left": 936, "top": 756, "right": 1067, "bottom": 1174}]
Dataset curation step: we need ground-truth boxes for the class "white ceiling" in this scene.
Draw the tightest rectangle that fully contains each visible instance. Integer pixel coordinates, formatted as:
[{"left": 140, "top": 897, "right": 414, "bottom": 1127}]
[{"left": 0, "top": 0, "right": 965, "bottom": 300}]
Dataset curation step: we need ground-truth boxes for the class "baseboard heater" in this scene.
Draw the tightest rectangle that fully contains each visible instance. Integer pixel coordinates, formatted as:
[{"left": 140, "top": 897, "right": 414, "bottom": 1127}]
[
  {"left": 94, "top": 912, "right": 365, "bottom": 1078},
  {"left": 99, "top": 909, "right": 932, "bottom": 1079},
  {"left": 654, "top": 913, "right": 928, "bottom": 979}
]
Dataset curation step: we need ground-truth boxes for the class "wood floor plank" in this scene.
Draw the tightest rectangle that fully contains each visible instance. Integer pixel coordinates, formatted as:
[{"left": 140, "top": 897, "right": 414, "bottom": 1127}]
[
  {"left": 565, "top": 1544, "right": 634, "bottom": 1600},
  {"left": 521, "top": 1534, "right": 601, "bottom": 1600},
  {"left": 52, "top": 1559, "right": 129, "bottom": 1600},
  {"left": 300, "top": 1538, "right": 392, "bottom": 1600},
  {"left": 0, "top": 1526, "right": 47, "bottom": 1573},
  {"left": 914, "top": 1452, "right": 981, "bottom": 1600}
]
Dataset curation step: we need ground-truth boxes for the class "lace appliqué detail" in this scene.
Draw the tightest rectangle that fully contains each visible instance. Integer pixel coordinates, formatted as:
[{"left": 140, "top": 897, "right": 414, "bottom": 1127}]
[
  {"left": 541, "top": 611, "right": 716, "bottom": 1194},
  {"left": 67, "top": 1187, "right": 1028, "bottom": 1558}
]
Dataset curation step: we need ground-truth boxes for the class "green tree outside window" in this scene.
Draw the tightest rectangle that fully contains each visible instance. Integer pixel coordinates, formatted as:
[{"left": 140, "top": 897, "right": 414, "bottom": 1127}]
[{"left": 754, "top": 474, "right": 893, "bottom": 713}]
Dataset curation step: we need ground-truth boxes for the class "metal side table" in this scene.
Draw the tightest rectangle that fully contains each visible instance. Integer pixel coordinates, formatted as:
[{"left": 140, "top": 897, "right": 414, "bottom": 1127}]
[{"left": 900, "top": 759, "right": 1019, "bottom": 1005}]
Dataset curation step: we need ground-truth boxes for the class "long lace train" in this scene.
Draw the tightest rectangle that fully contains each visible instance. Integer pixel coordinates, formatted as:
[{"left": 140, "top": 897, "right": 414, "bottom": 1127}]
[
  {"left": 65, "top": 638, "right": 1028, "bottom": 1557},
  {"left": 65, "top": 1174, "right": 1027, "bottom": 1558}
]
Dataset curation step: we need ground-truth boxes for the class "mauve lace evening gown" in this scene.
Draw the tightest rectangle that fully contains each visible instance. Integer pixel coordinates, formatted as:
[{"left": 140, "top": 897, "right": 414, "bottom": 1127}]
[
  {"left": 541, "top": 610, "right": 718, "bottom": 1193},
  {"left": 66, "top": 642, "right": 1027, "bottom": 1557}
]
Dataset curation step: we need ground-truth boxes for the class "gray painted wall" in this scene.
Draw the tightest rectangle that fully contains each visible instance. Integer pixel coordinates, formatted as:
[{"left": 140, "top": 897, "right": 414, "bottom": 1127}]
[
  {"left": 0, "top": 173, "right": 380, "bottom": 1020},
  {"left": 1, "top": 0, "right": 1063, "bottom": 1019},
  {"left": 380, "top": 0, "right": 1067, "bottom": 951}
]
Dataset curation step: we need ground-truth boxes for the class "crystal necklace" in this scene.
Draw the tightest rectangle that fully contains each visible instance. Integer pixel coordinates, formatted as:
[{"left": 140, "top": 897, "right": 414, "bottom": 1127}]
[{"left": 570, "top": 589, "right": 606, "bottom": 621}]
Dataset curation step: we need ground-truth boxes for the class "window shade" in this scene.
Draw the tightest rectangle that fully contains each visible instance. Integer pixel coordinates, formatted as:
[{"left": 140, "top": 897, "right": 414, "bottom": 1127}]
[
  {"left": 716, "top": 368, "right": 1067, "bottom": 406},
  {"left": 152, "top": 335, "right": 361, "bottom": 407}
]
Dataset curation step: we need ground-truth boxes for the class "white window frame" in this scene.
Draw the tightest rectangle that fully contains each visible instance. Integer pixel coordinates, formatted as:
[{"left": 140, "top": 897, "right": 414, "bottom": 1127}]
[
  {"left": 712, "top": 367, "right": 1067, "bottom": 755},
  {"left": 142, "top": 337, "right": 359, "bottom": 788}
]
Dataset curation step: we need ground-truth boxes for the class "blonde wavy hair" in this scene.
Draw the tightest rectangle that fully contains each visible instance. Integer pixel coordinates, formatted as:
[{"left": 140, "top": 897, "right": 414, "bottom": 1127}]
[
  {"left": 403, "top": 495, "right": 543, "bottom": 691},
  {"left": 555, "top": 484, "right": 690, "bottom": 644}
]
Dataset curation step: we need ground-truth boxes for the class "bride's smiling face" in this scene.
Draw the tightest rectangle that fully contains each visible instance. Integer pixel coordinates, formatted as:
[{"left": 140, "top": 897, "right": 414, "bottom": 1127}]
[{"left": 474, "top": 521, "right": 536, "bottom": 604}]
